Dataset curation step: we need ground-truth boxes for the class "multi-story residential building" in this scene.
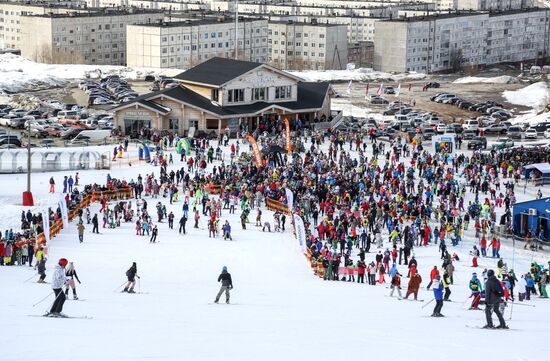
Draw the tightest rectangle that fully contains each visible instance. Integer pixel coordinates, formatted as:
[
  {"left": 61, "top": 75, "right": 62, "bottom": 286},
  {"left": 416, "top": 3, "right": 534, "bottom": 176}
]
[
  {"left": 454, "top": 0, "right": 532, "bottom": 10},
  {"left": 0, "top": 0, "right": 88, "bottom": 49},
  {"left": 374, "top": 8, "right": 550, "bottom": 73},
  {"left": 348, "top": 41, "right": 374, "bottom": 67},
  {"left": 486, "top": 9, "right": 550, "bottom": 64},
  {"left": 126, "top": 16, "right": 268, "bottom": 68},
  {"left": 19, "top": 9, "right": 164, "bottom": 65},
  {"left": 268, "top": 20, "right": 348, "bottom": 70},
  {"left": 111, "top": 57, "right": 333, "bottom": 136}
]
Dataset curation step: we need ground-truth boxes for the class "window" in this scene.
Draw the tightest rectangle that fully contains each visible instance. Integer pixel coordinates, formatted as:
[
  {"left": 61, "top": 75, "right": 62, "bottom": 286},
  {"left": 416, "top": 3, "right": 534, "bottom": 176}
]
[
  {"left": 169, "top": 118, "right": 179, "bottom": 131},
  {"left": 227, "top": 89, "right": 244, "bottom": 103},
  {"left": 211, "top": 89, "right": 219, "bottom": 102},
  {"left": 252, "top": 87, "right": 266, "bottom": 101},
  {"left": 275, "top": 86, "right": 291, "bottom": 100}
]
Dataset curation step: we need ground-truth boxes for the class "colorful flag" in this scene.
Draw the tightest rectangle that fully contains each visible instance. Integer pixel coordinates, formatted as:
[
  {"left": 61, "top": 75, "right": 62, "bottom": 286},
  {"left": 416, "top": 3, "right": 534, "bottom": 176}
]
[
  {"left": 284, "top": 118, "right": 292, "bottom": 156},
  {"left": 376, "top": 83, "right": 384, "bottom": 96},
  {"left": 246, "top": 135, "right": 263, "bottom": 168},
  {"left": 395, "top": 83, "right": 401, "bottom": 97},
  {"left": 346, "top": 80, "right": 352, "bottom": 95}
]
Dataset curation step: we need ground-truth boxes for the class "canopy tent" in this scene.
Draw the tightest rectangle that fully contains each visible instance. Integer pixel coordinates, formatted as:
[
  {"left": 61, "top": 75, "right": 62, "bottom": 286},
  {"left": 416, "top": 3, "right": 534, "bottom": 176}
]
[{"left": 523, "top": 163, "right": 550, "bottom": 184}]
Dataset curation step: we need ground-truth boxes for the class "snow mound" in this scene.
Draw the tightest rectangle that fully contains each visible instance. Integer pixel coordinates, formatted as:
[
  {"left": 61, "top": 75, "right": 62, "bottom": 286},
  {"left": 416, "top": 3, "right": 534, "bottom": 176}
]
[
  {"left": 288, "top": 68, "right": 426, "bottom": 82},
  {"left": 503, "top": 82, "right": 550, "bottom": 110},
  {"left": 452, "top": 75, "right": 519, "bottom": 84},
  {"left": 0, "top": 54, "right": 183, "bottom": 94}
]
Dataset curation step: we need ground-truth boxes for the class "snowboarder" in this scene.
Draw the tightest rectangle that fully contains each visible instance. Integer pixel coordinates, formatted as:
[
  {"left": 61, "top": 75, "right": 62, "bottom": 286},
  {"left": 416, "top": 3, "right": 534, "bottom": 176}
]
[
  {"left": 469, "top": 273, "right": 482, "bottom": 310},
  {"left": 123, "top": 262, "right": 140, "bottom": 293},
  {"left": 64, "top": 262, "right": 81, "bottom": 300},
  {"left": 431, "top": 275, "right": 444, "bottom": 317},
  {"left": 483, "top": 269, "right": 508, "bottom": 329},
  {"left": 48, "top": 258, "right": 68, "bottom": 316},
  {"left": 214, "top": 266, "right": 233, "bottom": 304}
]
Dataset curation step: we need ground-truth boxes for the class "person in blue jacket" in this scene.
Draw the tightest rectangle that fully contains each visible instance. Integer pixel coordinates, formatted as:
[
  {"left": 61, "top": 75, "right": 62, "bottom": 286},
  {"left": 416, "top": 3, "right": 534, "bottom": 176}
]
[
  {"left": 431, "top": 275, "right": 445, "bottom": 317},
  {"left": 223, "top": 220, "right": 232, "bottom": 241}
]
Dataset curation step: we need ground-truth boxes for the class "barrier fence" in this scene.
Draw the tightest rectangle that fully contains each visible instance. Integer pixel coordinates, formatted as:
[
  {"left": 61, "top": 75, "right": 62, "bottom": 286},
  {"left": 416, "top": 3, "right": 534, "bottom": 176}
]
[
  {"left": 33, "top": 188, "right": 133, "bottom": 248},
  {"left": 265, "top": 197, "right": 291, "bottom": 215}
]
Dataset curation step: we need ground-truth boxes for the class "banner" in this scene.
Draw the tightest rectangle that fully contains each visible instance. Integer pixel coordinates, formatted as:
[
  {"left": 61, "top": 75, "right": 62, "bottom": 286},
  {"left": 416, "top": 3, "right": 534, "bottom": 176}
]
[
  {"left": 284, "top": 118, "right": 292, "bottom": 156},
  {"left": 42, "top": 209, "right": 50, "bottom": 244},
  {"left": 246, "top": 135, "right": 263, "bottom": 168},
  {"left": 184, "top": 138, "right": 191, "bottom": 156},
  {"left": 285, "top": 187, "right": 294, "bottom": 211},
  {"left": 58, "top": 194, "right": 69, "bottom": 228},
  {"left": 293, "top": 214, "right": 306, "bottom": 251}
]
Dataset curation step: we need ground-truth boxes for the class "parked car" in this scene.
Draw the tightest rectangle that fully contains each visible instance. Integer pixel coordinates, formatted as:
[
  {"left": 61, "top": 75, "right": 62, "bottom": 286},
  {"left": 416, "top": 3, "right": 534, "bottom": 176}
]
[
  {"left": 467, "top": 136, "right": 487, "bottom": 150},
  {"left": 369, "top": 96, "right": 389, "bottom": 104},
  {"left": 422, "top": 128, "right": 435, "bottom": 140},
  {"left": 0, "top": 136, "right": 22, "bottom": 147},
  {"left": 483, "top": 124, "right": 507, "bottom": 135},
  {"left": 525, "top": 128, "right": 538, "bottom": 139},
  {"left": 448, "top": 123, "right": 464, "bottom": 134},
  {"left": 462, "top": 129, "right": 478, "bottom": 140},
  {"left": 492, "top": 138, "right": 514, "bottom": 150},
  {"left": 384, "top": 86, "right": 395, "bottom": 95},
  {"left": 544, "top": 128, "right": 550, "bottom": 139},
  {"left": 506, "top": 126, "right": 523, "bottom": 139},
  {"left": 533, "top": 122, "right": 550, "bottom": 134},
  {"left": 463, "top": 119, "right": 479, "bottom": 131},
  {"left": 23, "top": 126, "right": 48, "bottom": 138},
  {"left": 425, "top": 82, "right": 440, "bottom": 89}
]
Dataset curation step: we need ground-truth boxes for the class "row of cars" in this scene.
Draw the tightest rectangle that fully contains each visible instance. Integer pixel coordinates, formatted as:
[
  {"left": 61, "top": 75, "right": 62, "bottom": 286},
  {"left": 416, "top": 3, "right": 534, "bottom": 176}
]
[
  {"left": 80, "top": 75, "right": 137, "bottom": 105},
  {"left": 367, "top": 83, "right": 441, "bottom": 105},
  {"left": 431, "top": 93, "right": 513, "bottom": 122}
]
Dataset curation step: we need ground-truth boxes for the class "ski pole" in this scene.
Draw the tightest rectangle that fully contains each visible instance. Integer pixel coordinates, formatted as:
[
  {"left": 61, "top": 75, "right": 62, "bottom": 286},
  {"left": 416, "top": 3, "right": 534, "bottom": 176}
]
[
  {"left": 45, "top": 289, "right": 67, "bottom": 313},
  {"left": 509, "top": 301, "right": 536, "bottom": 308},
  {"left": 509, "top": 301, "right": 514, "bottom": 321},
  {"left": 421, "top": 298, "right": 435, "bottom": 309},
  {"left": 113, "top": 280, "right": 127, "bottom": 292},
  {"left": 138, "top": 277, "right": 141, "bottom": 293},
  {"left": 24, "top": 273, "right": 38, "bottom": 283},
  {"left": 32, "top": 292, "right": 53, "bottom": 307}
]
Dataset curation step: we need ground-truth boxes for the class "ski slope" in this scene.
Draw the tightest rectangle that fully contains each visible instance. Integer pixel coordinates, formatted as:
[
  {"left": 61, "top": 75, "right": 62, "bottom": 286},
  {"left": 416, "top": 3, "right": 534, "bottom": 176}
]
[{"left": 1, "top": 140, "right": 550, "bottom": 361}]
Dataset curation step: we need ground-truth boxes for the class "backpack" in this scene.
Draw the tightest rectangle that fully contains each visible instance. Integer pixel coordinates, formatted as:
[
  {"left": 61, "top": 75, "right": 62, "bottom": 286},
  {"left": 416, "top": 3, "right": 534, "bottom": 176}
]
[{"left": 126, "top": 269, "right": 131, "bottom": 277}]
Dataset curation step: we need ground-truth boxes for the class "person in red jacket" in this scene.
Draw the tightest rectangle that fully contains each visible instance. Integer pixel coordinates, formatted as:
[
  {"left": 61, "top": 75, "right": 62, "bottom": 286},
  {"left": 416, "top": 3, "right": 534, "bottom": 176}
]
[
  {"left": 480, "top": 236, "right": 487, "bottom": 257},
  {"left": 357, "top": 260, "right": 366, "bottom": 283},
  {"left": 389, "top": 272, "right": 403, "bottom": 299},
  {"left": 426, "top": 266, "right": 439, "bottom": 289}
]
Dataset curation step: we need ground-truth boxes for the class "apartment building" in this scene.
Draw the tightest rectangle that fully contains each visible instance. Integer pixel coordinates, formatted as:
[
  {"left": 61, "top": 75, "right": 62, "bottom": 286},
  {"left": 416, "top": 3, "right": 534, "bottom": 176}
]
[
  {"left": 126, "top": 16, "right": 268, "bottom": 68},
  {"left": 20, "top": 9, "right": 164, "bottom": 65},
  {"left": 0, "top": 0, "right": 88, "bottom": 49},
  {"left": 268, "top": 20, "right": 348, "bottom": 70},
  {"left": 374, "top": 8, "right": 550, "bottom": 73}
]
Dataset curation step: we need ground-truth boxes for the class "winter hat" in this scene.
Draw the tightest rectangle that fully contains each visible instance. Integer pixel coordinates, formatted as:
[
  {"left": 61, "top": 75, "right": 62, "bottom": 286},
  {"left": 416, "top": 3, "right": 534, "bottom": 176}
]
[
  {"left": 58, "top": 258, "right": 68, "bottom": 267},
  {"left": 222, "top": 266, "right": 227, "bottom": 272},
  {"left": 487, "top": 269, "right": 495, "bottom": 277}
]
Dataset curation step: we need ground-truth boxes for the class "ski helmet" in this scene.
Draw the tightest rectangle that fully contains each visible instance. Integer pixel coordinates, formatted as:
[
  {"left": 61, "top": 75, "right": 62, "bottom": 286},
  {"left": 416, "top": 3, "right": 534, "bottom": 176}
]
[
  {"left": 58, "top": 258, "right": 68, "bottom": 267},
  {"left": 222, "top": 266, "right": 227, "bottom": 272}
]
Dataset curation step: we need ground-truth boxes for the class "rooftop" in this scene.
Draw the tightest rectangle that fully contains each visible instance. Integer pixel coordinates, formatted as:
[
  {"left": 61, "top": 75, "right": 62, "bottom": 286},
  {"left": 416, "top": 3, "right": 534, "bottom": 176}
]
[
  {"left": 174, "top": 57, "right": 262, "bottom": 86},
  {"left": 25, "top": 8, "right": 163, "bottom": 18},
  {"left": 268, "top": 20, "right": 346, "bottom": 27},
  {"left": 135, "top": 16, "right": 266, "bottom": 28}
]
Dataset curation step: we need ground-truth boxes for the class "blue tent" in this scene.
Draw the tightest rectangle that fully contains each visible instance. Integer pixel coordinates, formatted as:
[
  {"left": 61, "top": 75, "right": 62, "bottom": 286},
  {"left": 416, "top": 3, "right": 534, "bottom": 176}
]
[
  {"left": 512, "top": 197, "right": 550, "bottom": 241},
  {"left": 523, "top": 163, "right": 550, "bottom": 185}
]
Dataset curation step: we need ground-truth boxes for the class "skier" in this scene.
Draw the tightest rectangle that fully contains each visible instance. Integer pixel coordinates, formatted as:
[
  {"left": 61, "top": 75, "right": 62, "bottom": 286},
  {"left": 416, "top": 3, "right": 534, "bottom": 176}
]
[
  {"left": 77, "top": 222, "right": 85, "bottom": 243},
  {"left": 389, "top": 271, "right": 403, "bottom": 299},
  {"left": 483, "top": 269, "right": 508, "bottom": 329},
  {"left": 168, "top": 212, "right": 174, "bottom": 229},
  {"left": 469, "top": 273, "right": 482, "bottom": 310},
  {"left": 64, "top": 262, "right": 81, "bottom": 300},
  {"left": 92, "top": 214, "right": 99, "bottom": 234},
  {"left": 431, "top": 274, "right": 444, "bottom": 317},
  {"left": 179, "top": 214, "right": 187, "bottom": 234},
  {"left": 123, "top": 262, "right": 140, "bottom": 293},
  {"left": 48, "top": 258, "right": 68, "bottom": 317},
  {"left": 214, "top": 266, "right": 233, "bottom": 304},
  {"left": 223, "top": 220, "right": 232, "bottom": 240},
  {"left": 150, "top": 225, "right": 158, "bottom": 243},
  {"left": 49, "top": 177, "right": 55, "bottom": 193},
  {"left": 37, "top": 254, "right": 47, "bottom": 283},
  {"left": 442, "top": 270, "right": 452, "bottom": 301}
]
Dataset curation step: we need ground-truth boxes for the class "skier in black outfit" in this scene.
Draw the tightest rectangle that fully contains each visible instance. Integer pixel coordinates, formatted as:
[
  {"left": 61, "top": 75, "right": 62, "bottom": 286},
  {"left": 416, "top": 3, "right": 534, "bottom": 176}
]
[
  {"left": 214, "top": 266, "right": 233, "bottom": 304},
  {"left": 484, "top": 269, "right": 508, "bottom": 329},
  {"left": 123, "top": 262, "right": 140, "bottom": 293},
  {"left": 92, "top": 214, "right": 99, "bottom": 233},
  {"left": 179, "top": 215, "right": 187, "bottom": 234},
  {"left": 150, "top": 225, "right": 158, "bottom": 243}
]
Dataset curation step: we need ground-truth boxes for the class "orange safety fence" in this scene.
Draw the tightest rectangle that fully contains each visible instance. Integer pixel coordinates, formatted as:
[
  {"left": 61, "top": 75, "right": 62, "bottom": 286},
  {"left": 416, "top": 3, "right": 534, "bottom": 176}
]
[
  {"left": 34, "top": 188, "right": 134, "bottom": 248},
  {"left": 265, "top": 197, "right": 290, "bottom": 215}
]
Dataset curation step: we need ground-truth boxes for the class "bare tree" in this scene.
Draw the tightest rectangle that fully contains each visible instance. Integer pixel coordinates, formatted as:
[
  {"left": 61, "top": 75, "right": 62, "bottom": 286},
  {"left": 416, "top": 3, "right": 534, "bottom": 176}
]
[{"left": 449, "top": 48, "right": 464, "bottom": 73}]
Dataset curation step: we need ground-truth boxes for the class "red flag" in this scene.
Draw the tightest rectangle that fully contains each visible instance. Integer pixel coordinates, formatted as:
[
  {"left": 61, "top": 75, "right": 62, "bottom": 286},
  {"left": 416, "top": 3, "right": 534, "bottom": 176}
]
[
  {"left": 366, "top": 83, "right": 369, "bottom": 94},
  {"left": 246, "top": 135, "right": 263, "bottom": 168},
  {"left": 284, "top": 118, "right": 292, "bottom": 156}
]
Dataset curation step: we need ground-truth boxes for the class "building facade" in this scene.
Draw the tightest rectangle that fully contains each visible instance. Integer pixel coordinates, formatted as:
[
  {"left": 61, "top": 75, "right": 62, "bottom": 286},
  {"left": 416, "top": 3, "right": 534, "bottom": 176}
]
[
  {"left": 374, "top": 9, "right": 550, "bottom": 73},
  {"left": 268, "top": 20, "right": 348, "bottom": 70},
  {"left": 19, "top": 10, "right": 164, "bottom": 65},
  {"left": 126, "top": 16, "right": 268, "bottom": 68},
  {"left": 112, "top": 57, "right": 333, "bottom": 136}
]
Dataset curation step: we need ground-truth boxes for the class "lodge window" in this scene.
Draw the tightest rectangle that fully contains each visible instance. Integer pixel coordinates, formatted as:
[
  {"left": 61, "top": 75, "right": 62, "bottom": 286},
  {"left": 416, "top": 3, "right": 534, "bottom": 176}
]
[
  {"left": 211, "top": 88, "right": 219, "bottom": 102},
  {"left": 275, "top": 85, "right": 291, "bottom": 100},
  {"left": 227, "top": 89, "right": 244, "bottom": 103},
  {"left": 252, "top": 87, "right": 266, "bottom": 101}
]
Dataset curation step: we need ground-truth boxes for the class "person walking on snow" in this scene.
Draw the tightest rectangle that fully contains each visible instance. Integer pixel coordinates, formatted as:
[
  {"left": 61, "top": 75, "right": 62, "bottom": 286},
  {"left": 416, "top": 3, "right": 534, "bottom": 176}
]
[
  {"left": 214, "top": 266, "right": 233, "bottom": 304},
  {"left": 49, "top": 177, "right": 55, "bottom": 193},
  {"left": 405, "top": 270, "right": 422, "bottom": 300},
  {"left": 483, "top": 269, "right": 508, "bottom": 329},
  {"left": 48, "top": 258, "right": 69, "bottom": 317},
  {"left": 389, "top": 271, "right": 403, "bottom": 299},
  {"left": 431, "top": 275, "right": 444, "bottom": 317},
  {"left": 123, "top": 262, "right": 140, "bottom": 293},
  {"left": 64, "top": 262, "right": 81, "bottom": 300},
  {"left": 77, "top": 222, "right": 85, "bottom": 243}
]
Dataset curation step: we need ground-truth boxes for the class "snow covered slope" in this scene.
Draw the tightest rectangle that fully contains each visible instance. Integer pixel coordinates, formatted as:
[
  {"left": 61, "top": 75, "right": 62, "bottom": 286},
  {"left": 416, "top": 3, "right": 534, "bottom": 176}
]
[{"left": 0, "top": 140, "right": 549, "bottom": 361}]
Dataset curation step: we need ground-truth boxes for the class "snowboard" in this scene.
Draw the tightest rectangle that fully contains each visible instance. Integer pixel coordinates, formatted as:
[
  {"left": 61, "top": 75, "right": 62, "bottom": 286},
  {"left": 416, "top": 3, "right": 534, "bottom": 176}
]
[{"left": 28, "top": 314, "right": 92, "bottom": 319}]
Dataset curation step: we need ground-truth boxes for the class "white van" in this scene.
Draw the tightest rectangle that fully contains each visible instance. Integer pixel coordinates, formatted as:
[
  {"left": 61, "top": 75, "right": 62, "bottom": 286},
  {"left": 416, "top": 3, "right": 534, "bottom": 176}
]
[
  {"left": 57, "top": 110, "right": 79, "bottom": 120},
  {"left": 70, "top": 129, "right": 111, "bottom": 144},
  {"left": 463, "top": 119, "right": 479, "bottom": 130}
]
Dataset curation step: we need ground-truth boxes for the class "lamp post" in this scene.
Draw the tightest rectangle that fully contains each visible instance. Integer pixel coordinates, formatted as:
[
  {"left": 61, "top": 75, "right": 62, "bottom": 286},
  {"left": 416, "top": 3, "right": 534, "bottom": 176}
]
[{"left": 22, "top": 120, "right": 34, "bottom": 206}]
